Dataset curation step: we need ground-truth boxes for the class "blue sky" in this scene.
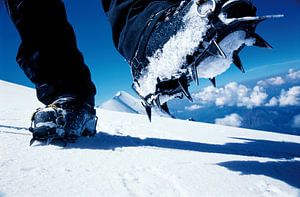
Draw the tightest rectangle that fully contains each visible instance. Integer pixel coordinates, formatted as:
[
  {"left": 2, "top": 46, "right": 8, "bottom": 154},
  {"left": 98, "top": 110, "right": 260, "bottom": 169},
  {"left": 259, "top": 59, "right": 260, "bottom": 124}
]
[{"left": 0, "top": 0, "right": 299, "bottom": 105}]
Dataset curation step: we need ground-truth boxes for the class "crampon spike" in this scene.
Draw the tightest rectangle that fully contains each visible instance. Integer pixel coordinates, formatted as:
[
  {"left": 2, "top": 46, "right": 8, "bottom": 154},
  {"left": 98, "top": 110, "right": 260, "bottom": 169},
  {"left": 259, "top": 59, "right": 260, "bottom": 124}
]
[
  {"left": 250, "top": 18, "right": 266, "bottom": 27},
  {"left": 160, "top": 103, "right": 171, "bottom": 115},
  {"left": 142, "top": 102, "right": 152, "bottom": 122},
  {"left": 209, "top": 77, "right": 216, "bottom": 87},
  {"left": 178, "top": 79, "right": 193, "bottom": 102},
  {"left": 233, "top": 52, "right": 245, "bottom": 73},
  {"left": 252, "top": 34, "right": 272, "bottom": 49},
  {"left": 209, "top": 40, "right": 226, "bottom": 58},
  {"left": 29, "top": 138, "right": 36, "bottom": 146},
  {"left": 155, "top": 96, "right": 161, "bottom": 107},
  {"left": 145, "top": 106, "right": 152, "bottom": 122},
  {"left": 46, "top": 137, "right": 54, "bottom": 145},
  {"left": 220, "top": 15, "right": 284, "bottom": 25},
  {"left": 155, "top": 97, "right": 173, "bottom": 117},
  {"left": 62, "top": 139, "right": 68, "bottom": 147},
  {"left": 191, "top": 64, "right": 199, "bottom": 86},
  {"left": 157, "top": 77, "right": 161, "bottom": 83}
]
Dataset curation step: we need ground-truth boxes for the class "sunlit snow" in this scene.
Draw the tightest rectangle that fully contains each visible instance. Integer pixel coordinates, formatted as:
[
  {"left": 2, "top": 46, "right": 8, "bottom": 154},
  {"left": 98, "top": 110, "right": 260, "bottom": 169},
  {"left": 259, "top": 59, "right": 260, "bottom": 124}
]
[{"left": 1, "top": 80, "right": 300, "bottom": 196}]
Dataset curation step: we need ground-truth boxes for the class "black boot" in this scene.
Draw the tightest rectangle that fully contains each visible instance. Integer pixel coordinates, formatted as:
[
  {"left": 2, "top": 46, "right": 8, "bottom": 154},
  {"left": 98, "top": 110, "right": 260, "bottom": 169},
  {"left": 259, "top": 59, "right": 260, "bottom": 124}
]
[
  {"left": 29, "top": 96, "right": 98, "bottom": 145},
  {"left": 130, "top": 0, "right": 282, "bottom": 120}
]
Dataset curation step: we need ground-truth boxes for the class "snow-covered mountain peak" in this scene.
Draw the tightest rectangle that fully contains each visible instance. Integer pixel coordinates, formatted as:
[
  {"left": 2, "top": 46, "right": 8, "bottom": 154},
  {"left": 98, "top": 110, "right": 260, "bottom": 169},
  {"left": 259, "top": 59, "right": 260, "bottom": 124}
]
[
  {"left": 101, "top": 90, "right": 144, "bottom": 114},
  {"left": 101, "top": 90, "right": 170, "bottom": 117},
  {"left": 115, "top": 90, "right": 129, "bottom": 97}
]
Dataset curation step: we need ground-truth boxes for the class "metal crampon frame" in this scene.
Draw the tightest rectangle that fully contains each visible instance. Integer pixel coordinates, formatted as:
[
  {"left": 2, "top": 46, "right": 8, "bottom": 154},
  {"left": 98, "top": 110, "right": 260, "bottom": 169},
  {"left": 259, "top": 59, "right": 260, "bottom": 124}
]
[{"left": 132, "top": 0, "right": 283, "bottom": 121}]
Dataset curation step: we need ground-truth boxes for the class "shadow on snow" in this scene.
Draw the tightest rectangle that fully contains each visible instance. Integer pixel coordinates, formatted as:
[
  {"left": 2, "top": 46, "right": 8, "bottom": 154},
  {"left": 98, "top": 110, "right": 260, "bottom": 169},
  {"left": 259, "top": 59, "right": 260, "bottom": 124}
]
[
  {"left": 68, "top": 132, "right": 300, "bottom": 188},
  {"left": 0, "top": 124, "right": 28, "bottom": 131},
  {"left": 0, "top": 124, "right": 30, "bottom": 136},
  {"left": 2, "top": 123, "right": 300, "bottom": 189},
  {"left": 218, "top": 160, "right": 300, "bottom": 189},
  {"left": 68, "top": 132, "right": 300, "bottom": 160}
]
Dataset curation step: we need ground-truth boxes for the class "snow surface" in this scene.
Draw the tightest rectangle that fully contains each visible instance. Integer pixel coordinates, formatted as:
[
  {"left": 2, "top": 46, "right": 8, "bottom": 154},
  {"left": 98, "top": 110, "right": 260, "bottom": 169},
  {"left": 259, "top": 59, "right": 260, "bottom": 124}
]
[{"left": 1, "top": 80, "right": 300, "bottom": 197}]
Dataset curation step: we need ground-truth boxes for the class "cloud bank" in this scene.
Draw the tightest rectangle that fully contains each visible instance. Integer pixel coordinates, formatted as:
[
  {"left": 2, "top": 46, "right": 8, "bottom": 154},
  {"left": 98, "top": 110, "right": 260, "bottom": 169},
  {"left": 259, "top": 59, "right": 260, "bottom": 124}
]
[
  {"left": 185, "top": 104, "right": 203, "bottom": 111},
  {"left": 257, "top": 76, "right": 285, "bottom": 86},
  {"left": 192, "top": 69, "right": 300, "bottom": 109},
  {"left": 293, "top": 114, "right": 300, "bottom": 128},
  {"left": 287, "top": 69, "right": 300, "bottom": 80},
  {"left": 193, "top": 82, "right": 268, "bottom": 109},
  {"left": 215, "top": 113, "right": 243, "bottom": 127}
]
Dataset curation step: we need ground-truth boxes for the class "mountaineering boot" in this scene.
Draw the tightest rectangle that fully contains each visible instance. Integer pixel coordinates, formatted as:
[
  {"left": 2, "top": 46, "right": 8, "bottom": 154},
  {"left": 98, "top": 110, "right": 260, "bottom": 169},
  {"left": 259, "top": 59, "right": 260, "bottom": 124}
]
[
  {"left": 29, "top": 96, "right": 98, "bottom": 145},
  {"left": 129, "top": 0, "right": 283, "bottom": 120}
]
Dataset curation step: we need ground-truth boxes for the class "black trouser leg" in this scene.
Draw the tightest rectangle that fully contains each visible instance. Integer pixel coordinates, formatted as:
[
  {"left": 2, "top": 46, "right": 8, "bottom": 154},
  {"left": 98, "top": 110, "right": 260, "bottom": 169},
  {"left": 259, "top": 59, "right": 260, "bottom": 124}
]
[
  {"left": 101, "top": 0, "right": 181, "bottom": 62},
  {"left": 5, "top": 0, "right": 96, "bottom": 106}
]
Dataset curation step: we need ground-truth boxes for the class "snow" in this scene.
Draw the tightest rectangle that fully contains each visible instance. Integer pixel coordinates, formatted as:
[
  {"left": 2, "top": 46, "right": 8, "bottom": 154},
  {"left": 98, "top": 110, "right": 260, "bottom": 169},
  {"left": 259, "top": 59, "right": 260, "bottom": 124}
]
[
  {"left": 196, "top": 30, "right": 255, "bottom": 78},
  {"left": 136, "top": 0, "right": 209, "bottom": 97},
  {"left": 1, "top": 80, "right": 300, "bottom": 197}
]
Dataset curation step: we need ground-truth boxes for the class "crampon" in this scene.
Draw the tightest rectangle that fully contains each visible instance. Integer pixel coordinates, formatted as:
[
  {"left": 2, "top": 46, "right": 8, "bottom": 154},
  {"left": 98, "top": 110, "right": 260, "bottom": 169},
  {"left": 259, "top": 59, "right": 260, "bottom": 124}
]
[
  {"left": 29, "top": 97, "right": 98, "bottom": 146},
  {"left": 130, "top": 0, "right": 283, "bottom": 121}
]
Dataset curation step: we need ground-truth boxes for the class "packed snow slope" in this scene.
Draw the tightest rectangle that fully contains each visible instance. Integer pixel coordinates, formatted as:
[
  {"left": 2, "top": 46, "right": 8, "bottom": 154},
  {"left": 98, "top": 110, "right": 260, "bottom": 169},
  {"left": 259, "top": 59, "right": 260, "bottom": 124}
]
[{"left": 1, "top": 80, "right": 300, "bottom": 197}]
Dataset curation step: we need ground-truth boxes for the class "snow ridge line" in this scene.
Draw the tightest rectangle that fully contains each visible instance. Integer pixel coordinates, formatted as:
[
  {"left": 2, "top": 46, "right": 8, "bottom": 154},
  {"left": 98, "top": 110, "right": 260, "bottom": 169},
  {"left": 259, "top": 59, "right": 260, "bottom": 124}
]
[
  {"left": 0, "top": 125, "right": 30, "bottom": 136},
  {"left": 0, "top": 130, "right": 31, "bottom": 136}
]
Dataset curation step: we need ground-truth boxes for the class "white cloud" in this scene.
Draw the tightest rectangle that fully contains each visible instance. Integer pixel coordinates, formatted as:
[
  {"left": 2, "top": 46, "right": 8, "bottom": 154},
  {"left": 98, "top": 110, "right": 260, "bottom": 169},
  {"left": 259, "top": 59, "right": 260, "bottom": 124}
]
[
  {"left": 247, "top": 86, "right": 268, "bottom": 108},
  {"left": 292, "top": 114, "right": 300, "bottom": 128},
  {"left": 269, "top": 77, "right": 285, "bottom": 85},
  {"left": 192, "top": 70, "right": 300, "bottom": 109},
  {"left": 278, "top": 86, "right": 300, "bottom": 106},
  {"left": 255, "top": 68, "right": 300, "bottom": 87},
  {"left": 265, "top": 97, "right": 278, "bottom": 107},
  {"left": 257, "top": 76, "right": 285, "bottom": 86},
  {"left": 215, "top": 113, "right": 243, "bottom": 127},
  {"left": 287, "top": 69, "right": 300, "bottom": 80},
  {"left": 185, "top": 104, "right": 203, "bottom": 111},
  {"left": 193, "top": 82, "right": 268, "bottom": 109},
  {"left": 193, "top": 85, "right": 218, "bottom": 104}
]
